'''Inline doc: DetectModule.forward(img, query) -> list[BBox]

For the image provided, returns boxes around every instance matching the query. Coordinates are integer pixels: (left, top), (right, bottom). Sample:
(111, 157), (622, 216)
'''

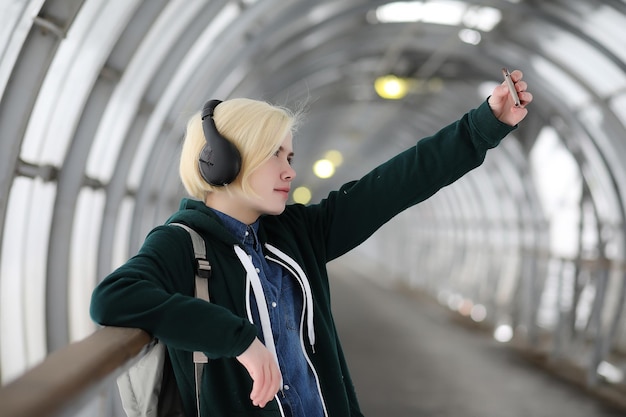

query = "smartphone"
(502, 67), (521, 107)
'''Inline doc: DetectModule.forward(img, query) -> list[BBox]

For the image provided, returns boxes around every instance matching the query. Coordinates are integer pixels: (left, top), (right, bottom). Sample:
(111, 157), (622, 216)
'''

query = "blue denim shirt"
(211, 209), (324, 417)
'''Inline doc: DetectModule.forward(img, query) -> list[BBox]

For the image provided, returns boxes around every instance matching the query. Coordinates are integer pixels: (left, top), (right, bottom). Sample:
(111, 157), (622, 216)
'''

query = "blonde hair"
(180, 98), (299, 200)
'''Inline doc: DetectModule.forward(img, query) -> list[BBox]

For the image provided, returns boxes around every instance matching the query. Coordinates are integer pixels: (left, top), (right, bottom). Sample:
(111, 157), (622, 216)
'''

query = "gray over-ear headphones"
(199, 99), (242, 186)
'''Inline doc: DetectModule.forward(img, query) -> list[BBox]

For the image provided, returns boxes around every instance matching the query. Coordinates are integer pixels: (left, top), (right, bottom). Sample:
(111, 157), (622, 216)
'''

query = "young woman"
(90, 70), (532, 417)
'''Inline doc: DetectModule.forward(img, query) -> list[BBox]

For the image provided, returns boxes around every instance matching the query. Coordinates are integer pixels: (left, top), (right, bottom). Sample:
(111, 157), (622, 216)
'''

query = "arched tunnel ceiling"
(1, 0), (626, 360)
(1, 0), (624, 209)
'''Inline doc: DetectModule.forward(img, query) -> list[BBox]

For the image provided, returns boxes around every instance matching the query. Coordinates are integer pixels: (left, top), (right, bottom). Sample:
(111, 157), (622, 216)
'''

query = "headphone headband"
(201, 99), (222, 120)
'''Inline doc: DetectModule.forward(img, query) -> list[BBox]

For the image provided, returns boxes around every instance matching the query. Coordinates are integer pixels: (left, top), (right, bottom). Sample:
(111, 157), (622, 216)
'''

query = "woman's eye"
(273, 148), (293, 164)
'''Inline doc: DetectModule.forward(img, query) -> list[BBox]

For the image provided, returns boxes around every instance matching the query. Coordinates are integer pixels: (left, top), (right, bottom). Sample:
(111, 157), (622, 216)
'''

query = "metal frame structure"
(0, 1), (625, 414)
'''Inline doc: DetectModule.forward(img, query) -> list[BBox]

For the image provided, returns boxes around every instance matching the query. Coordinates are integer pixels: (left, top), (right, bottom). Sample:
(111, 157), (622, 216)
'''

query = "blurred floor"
(328, 259), (626, 417)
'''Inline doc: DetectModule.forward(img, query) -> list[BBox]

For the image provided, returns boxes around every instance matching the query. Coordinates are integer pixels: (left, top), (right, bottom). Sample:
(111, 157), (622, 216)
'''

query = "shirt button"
(271, 302), (277, 308)
(283, 385), (290, 391)
(245, 231), (249, 236)
(255, 268), (260, 273)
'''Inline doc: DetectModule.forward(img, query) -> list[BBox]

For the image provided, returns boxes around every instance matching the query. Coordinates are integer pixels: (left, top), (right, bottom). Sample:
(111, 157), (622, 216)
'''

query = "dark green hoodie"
(90, 100), (515, 416)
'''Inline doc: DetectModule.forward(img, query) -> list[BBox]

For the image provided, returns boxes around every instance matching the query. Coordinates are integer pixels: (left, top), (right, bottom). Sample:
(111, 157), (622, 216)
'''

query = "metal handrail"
(0, 327), (151, 417)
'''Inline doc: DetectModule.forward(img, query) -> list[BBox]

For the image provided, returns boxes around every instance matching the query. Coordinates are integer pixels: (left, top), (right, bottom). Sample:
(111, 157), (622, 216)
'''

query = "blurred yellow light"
(313, 159), (335, 179)
(292, 186), (312, 204)
(374, 75), (409, 99)
(324, 150), (343, 167)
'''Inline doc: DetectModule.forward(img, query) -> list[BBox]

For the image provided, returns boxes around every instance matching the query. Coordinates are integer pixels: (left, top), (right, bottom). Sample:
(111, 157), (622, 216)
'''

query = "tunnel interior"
(0, 0), (625, 411)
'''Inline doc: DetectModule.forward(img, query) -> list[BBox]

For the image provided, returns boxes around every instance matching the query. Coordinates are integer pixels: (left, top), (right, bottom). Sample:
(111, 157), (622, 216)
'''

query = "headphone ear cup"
(198, 145), (215, 182)
(198, 140), (241, 185)
(198, 100), (242, 186)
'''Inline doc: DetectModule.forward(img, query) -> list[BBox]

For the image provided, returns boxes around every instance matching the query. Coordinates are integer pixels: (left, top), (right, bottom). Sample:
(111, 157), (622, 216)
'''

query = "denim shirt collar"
(210, 208), (260, 250)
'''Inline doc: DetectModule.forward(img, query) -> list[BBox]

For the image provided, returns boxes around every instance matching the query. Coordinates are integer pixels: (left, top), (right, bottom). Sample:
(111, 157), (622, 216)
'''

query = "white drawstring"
(264, 244), (316, 348)
(234, 246), (281, 374)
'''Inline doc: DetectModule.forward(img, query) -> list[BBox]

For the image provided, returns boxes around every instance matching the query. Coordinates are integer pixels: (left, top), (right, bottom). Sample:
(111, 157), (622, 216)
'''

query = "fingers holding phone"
(502, 67), (521, 107)
(489, 68), (532, 126)
(501, 68), (531, 108)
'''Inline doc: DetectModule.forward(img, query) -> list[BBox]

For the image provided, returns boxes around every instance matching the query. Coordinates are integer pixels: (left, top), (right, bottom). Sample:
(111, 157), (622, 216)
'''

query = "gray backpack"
(116, 223), (210, 417)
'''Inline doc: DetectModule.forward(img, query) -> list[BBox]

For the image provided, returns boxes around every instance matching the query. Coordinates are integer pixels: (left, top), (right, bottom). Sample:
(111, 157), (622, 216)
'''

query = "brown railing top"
(0, 327), (151, 417)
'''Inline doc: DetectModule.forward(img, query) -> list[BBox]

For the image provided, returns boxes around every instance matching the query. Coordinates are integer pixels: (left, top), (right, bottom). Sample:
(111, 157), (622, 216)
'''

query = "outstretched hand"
(236, 338), (282, 408)
(488, 69), (533, 127)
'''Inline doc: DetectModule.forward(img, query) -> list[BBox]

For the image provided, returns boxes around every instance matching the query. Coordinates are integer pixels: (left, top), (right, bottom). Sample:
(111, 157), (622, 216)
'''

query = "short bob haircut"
(180, 98), (299, 200)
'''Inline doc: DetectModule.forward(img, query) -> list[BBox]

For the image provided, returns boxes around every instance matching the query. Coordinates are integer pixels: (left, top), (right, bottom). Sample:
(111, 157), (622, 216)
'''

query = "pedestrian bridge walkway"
(329, 259), (626, 417)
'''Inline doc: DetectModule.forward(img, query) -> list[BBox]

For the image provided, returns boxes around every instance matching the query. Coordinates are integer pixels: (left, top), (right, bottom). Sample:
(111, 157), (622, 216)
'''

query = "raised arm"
(307, 70), (532, 261)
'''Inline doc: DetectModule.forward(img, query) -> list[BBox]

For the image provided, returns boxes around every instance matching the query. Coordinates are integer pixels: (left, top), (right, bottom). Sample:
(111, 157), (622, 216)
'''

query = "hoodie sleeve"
(89, 225), (257, 358)
(307, 100), (516, 261)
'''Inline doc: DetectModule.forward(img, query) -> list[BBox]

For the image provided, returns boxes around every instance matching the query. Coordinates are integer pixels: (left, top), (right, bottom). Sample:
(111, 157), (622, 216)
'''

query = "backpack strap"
(170, 223), (210, 417)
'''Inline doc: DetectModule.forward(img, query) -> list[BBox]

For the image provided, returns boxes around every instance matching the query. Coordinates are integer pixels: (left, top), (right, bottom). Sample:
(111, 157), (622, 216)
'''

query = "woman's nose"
(283, 164), (296, 181)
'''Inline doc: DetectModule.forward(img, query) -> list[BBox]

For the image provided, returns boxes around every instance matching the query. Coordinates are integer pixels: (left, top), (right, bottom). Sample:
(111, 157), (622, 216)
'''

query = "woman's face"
(248, 132), (296, 213)
(228, 132), (296, 223)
